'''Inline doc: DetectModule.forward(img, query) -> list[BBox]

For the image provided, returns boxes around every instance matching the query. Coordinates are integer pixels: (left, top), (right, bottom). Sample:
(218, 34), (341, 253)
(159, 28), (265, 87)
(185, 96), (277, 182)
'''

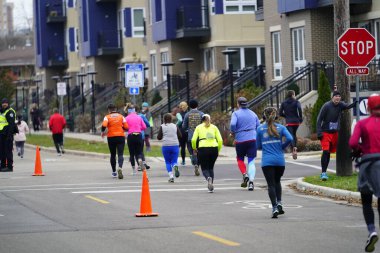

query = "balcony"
(176, 5), (210, 38)
(255, 0), (263, 21)
(97, 30), (123, 56)
(45, 3), (66, 23)
(278, 0), (371, 13)
(47, 47), (68, 67)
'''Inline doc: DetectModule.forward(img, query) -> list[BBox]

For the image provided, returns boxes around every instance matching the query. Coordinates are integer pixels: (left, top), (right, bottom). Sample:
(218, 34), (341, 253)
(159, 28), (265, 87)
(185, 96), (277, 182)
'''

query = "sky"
(8, 0), (33, 30)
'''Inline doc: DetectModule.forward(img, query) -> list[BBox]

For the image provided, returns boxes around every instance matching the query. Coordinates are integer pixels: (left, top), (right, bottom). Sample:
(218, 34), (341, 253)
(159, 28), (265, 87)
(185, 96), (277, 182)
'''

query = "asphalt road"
(0, 150), (369, 253)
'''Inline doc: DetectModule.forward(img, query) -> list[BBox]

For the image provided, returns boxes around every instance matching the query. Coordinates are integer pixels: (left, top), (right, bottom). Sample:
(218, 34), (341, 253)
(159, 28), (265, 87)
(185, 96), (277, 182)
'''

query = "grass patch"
(303, 172), (358, 192)
(26, 134), (163, 157)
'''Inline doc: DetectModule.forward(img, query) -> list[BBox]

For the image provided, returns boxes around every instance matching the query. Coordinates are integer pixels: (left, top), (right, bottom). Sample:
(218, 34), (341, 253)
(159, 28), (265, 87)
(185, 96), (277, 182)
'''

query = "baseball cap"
(1, 98), (9, 104)
(237, 97), (248, 107)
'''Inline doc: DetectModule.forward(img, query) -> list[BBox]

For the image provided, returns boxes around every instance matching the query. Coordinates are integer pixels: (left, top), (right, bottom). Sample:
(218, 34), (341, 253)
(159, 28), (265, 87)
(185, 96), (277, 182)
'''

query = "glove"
(317, 133), (323, 140)
(351, 149), (362, 161)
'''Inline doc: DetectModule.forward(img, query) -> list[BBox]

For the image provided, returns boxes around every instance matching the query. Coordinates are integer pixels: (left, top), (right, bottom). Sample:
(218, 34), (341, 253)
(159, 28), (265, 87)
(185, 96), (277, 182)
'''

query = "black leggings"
(321, 150), (331, 173)
(286, 125), (299, 149)
(107, 136), (125, 172)
(262, 166), (285, 207)
(52, 133), (63, 153)
(127, 134), (143, 167)
(179, 132), (187, 163)
(198, 147), (218, 181)
(361, 193), (380, 229)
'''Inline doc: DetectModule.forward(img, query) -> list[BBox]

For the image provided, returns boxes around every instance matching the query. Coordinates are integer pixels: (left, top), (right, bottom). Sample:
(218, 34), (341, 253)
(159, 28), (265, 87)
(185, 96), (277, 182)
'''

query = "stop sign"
(337, 28), (376, 67)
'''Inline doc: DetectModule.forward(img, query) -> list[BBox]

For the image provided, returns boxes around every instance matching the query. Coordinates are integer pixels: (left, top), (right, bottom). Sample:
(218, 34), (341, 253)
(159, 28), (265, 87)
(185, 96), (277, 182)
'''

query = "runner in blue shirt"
(256, 107), (293, 218)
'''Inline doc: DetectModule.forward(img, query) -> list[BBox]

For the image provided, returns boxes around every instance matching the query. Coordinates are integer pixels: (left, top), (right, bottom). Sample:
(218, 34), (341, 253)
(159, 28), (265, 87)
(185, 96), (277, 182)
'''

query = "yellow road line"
(85, 195), (109, 204)
(192, 231), (240, 246)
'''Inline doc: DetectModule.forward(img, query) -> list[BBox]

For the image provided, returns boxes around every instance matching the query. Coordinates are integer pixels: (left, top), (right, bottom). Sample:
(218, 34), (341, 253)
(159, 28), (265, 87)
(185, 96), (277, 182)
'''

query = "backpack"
(188, 110), (202, 132)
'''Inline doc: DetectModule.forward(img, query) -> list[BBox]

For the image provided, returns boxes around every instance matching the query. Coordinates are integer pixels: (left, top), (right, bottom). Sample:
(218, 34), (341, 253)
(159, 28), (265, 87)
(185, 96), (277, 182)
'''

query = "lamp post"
(161, 62), (175, 113)
(51, 75), (61, 109)
(179, 57), (194, 105)
(143, 66), (149, 102)
(62, 75), (72, 117)
(87, 71), (97, 134)
(34, 78), (41, 108)
(77, 73), (86, 115)
(20, 80), (26, 109)
(222, 49), (238, 111)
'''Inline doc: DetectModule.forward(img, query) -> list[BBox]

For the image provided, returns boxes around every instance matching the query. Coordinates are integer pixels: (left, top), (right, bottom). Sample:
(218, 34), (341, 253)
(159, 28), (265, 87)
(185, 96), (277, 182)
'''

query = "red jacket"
(49, 113), (66, 134)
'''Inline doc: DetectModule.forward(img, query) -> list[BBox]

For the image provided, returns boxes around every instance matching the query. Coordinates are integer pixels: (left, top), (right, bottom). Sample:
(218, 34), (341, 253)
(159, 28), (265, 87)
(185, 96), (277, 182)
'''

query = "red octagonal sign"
(337, 28), (376, 67)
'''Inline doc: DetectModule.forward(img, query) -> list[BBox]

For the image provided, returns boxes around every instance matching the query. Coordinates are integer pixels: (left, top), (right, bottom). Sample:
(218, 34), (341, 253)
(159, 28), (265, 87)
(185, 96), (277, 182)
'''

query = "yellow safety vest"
(0, 108), (16, 131)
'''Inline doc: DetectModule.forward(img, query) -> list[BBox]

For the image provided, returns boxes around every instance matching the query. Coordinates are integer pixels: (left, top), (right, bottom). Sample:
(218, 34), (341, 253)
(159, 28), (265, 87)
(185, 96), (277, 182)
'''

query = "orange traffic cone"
(135, 170), (158, 217)
(32, 146), (45, 176)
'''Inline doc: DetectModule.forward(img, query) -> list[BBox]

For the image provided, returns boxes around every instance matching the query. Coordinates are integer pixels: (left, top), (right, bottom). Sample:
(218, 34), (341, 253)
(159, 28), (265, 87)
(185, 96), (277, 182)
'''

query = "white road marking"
(223, 200), (303, 210)
(0, 213), (4, 217)
(287, 161), (335, 173)
(72, 186), (243, 194)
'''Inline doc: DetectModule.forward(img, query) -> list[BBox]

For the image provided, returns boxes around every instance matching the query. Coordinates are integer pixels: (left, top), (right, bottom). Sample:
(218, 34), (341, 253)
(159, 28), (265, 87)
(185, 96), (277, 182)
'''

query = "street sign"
(125, 63), (144, 87)
(129, 87), (139, 95)
(353, 97), (369, 116)
(57, 82), (67, 96)
(345, 67), (369, 76)
(337, 28), (376, 68)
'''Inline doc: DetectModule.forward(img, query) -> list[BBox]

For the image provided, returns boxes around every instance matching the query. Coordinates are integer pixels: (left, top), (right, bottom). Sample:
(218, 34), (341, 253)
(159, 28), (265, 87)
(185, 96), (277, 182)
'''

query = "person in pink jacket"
(14, 115), (29, 158)
(124, 103), (146, 174)
(349, 94), (380, 252)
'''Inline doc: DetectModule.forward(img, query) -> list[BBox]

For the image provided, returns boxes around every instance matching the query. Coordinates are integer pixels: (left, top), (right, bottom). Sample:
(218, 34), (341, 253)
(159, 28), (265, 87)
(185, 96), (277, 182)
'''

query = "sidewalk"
(30, 130), (321, 159)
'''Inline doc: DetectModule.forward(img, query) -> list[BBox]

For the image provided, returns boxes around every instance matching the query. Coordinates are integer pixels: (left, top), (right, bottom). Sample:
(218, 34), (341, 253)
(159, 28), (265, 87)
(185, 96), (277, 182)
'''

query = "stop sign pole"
(337, 28), (376, 121)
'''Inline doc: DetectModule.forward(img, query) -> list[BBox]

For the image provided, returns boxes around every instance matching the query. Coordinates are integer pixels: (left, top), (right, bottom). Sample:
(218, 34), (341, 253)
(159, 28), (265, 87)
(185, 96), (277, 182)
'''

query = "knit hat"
(142, 102), (149, 107)
(332, 91), (341, 98)
(189, 99), (198, 109)
(237, 97), (248, 107)
(1, 98), (9, 104)
(368, 94), (380, 110)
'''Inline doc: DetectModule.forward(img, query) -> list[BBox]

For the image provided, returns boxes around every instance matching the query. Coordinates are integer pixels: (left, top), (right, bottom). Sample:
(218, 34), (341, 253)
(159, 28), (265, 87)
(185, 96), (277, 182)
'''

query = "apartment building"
(262, 0), (379, 86)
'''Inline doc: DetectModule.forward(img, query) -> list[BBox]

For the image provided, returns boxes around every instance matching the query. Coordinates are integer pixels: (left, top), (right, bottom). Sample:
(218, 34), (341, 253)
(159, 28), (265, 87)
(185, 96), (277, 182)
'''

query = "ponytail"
(263, 107), (279, 138)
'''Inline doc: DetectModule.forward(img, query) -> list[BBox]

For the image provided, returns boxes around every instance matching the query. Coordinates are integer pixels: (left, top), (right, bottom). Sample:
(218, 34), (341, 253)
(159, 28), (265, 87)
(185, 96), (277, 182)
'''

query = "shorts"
(320, 132), (338, 153)
(235, 140), (257, 158)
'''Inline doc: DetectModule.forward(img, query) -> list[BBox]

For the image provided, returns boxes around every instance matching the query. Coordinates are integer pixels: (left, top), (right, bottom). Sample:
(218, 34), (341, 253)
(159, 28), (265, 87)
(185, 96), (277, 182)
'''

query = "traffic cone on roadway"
(32, 146), (45, 176)
(135, 170), (158, 217)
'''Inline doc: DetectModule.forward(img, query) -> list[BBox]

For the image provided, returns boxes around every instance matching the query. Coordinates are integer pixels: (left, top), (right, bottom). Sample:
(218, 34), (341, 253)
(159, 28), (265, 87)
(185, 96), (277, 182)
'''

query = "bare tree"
(334, 0), (352, 176)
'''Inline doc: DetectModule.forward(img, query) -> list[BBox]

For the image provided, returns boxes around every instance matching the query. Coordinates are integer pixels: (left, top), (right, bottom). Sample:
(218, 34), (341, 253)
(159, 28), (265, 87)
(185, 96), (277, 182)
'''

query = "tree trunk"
(334, 0), (352, 176)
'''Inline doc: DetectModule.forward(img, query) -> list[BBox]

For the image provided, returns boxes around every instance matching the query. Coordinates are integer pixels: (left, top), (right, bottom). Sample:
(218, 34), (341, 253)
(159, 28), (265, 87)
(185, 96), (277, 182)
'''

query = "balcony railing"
(47, 46), (68, 67)
(176, 5), (210, 38)
(97, 29), (123, 56)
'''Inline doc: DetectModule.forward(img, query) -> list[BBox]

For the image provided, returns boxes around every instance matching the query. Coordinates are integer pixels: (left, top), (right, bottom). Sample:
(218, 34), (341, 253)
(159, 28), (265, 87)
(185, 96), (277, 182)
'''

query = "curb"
(296, 178), (367, 204)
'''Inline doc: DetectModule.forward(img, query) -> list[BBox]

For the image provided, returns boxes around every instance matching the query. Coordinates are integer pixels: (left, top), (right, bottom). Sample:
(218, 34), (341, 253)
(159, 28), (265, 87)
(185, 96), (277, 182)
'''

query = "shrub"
(151, 90), (162, 106)
(306, 141), (321, 151)
(286, 82), (300, 96)
(74, 114), (91, 132)
(311, 70), (331, 133)
(303, 104), (314, 135)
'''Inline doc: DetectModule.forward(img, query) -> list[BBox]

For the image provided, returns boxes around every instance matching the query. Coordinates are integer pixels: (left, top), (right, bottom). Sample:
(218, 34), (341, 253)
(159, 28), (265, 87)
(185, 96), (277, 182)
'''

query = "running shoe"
(272, 208), (279, 219)
(174, 165), (180, 177)
(365, 232), (378, 252)
(131, 168), (137, 175)
(145, 164), (150, 170)
(241, 173), (249, 188)
(17, 152), (20, 157)
(138, 159), (145, 171)
(117, 168), (123, 179)
(320, 172), (328, 181)
(207, 177), (214, 192)
(168, 177), (174, 183)
(111, 172), (117, 178)
(181, 161), (185, 166)
(194, 165), (200, 176)
(60, 146), (65, 154)
(292, 147), (297, 160)
(248, 181), (254, 191)
(277, 204), (285, 215)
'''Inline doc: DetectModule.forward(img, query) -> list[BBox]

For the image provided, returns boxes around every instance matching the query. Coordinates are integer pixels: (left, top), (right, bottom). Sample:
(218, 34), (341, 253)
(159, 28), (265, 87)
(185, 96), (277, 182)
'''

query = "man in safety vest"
(0, 98), (16, 172)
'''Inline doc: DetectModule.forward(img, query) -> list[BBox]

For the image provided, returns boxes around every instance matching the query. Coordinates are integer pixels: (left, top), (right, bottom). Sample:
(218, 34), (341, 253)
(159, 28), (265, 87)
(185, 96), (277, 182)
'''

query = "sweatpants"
(0, 134), (13, 169)
(198, 147), (218, 181)
(262, 166), (285, 208)
(107, 136), (125, 172)
(361, 192), (380, 233)
(162, 145), (179, 173)
(15, 141), (25, 157)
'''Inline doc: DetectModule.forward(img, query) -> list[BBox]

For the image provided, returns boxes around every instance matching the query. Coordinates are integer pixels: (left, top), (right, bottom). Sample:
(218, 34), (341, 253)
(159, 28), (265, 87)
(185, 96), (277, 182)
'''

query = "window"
(375, 20), (380, 59)
(225, 47), (264, 72)
(292, 27), (306, 72)
(272, 32), (282, 80)
(132, 8), (145, 37)
(209, 0), (215, 15)
(224, 0), (256, 14)
(150, 54), (157, 87)
(203, 48), (215, 72)
(161, 52), (169, 81)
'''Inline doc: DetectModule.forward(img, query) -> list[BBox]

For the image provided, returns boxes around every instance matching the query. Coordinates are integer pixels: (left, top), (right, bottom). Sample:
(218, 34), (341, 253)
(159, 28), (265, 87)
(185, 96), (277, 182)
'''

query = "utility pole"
(334, 0), (352, 176)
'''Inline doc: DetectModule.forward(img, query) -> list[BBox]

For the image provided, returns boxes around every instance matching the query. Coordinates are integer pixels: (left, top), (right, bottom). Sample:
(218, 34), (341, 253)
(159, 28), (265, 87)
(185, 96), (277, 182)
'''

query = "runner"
(182, 99), (204, 176)
(101, 103), (128, 179)
(192, 114), (223, 193)
(14, 115), (29, 159)
(157, 113), (182, 182)
(230, 97), (260, 190)
(135, 105), (151, 170)
(256, 107), (293, 218)
(349, 94), (380, 252)
(176, 101), (188, 165)
(124, 103), (146, 174)
(316, 90), (356, 180)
